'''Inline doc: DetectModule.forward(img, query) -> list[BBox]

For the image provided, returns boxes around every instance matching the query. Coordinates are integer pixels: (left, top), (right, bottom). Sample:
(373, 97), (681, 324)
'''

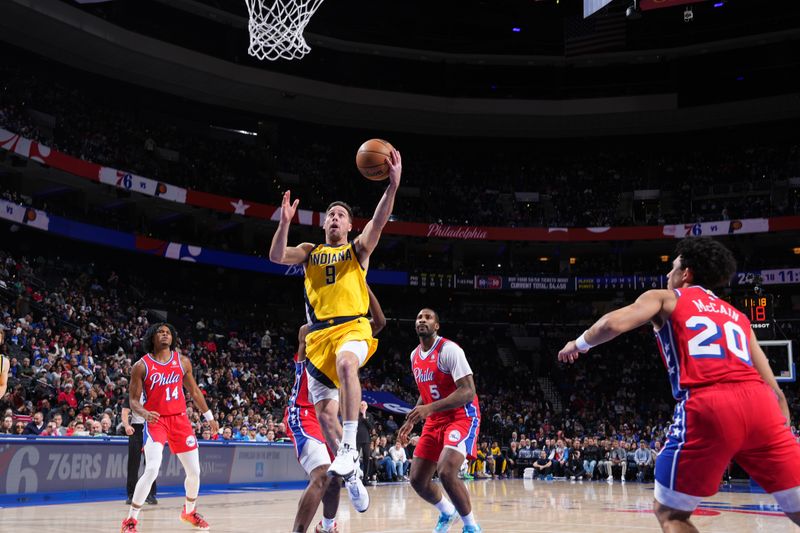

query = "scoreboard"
(737, 294), (774, 338)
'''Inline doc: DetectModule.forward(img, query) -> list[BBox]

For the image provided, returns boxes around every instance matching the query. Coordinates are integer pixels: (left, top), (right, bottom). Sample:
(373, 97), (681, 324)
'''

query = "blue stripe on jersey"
(463, 417), (480, 456)
(655, 320), (687, 401)
(655, 393), (689, 490)
(463, 400), (478, 419)
(286, 360), (319, 457)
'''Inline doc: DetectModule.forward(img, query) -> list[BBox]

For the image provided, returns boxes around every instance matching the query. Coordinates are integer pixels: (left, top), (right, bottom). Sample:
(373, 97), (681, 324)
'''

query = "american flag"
(564, 12), (626, 56)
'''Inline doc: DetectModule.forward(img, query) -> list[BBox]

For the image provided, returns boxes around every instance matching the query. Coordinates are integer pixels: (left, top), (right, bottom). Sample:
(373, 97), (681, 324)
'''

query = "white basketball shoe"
(344, 469), (370, 513)
(327, 443), (359, 479)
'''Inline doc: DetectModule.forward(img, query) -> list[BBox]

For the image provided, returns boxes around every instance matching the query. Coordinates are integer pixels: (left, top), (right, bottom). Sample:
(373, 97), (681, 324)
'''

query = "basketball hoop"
(245, 0), (325, 61)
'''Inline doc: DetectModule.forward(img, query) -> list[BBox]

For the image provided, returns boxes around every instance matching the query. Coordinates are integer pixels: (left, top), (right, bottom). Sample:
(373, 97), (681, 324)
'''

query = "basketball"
(356, 138), (394, 181)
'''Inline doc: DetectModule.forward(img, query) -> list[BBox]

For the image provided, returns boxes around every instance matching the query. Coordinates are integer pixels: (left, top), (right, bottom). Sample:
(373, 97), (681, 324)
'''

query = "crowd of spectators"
(1, 246), (797, 488)
(2, 60), (799, 234)
(0, 249), (301, 444)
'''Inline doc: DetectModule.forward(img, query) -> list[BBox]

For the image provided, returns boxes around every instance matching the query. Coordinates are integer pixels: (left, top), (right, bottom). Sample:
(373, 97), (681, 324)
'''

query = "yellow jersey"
(304, 242), (368, 323)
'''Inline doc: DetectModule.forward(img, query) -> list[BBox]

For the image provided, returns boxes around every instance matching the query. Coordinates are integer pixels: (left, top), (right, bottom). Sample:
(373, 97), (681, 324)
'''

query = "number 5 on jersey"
(429, 384), (440, 400)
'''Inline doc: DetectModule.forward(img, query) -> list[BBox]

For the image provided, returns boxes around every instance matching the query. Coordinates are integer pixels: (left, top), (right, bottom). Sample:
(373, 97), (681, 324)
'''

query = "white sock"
(434, 496), (456, 515)
(342, 421), (358, 450)
(127, 506), (141, 520)
(461, 512), (477, 527)
(185, 499), (196, 514)
(322, 517), (336, 530)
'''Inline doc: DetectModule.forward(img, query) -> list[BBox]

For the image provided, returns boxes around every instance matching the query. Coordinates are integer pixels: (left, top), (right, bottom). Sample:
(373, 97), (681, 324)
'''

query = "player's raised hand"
(144, 410), (160, 423)
(280, 190), (300, 225)
(557, 340), (585, 364)
(386, 149), (402, 188)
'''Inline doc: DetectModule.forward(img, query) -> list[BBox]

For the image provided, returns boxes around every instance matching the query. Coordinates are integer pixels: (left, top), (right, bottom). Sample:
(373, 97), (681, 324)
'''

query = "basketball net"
(245, 0), (325, 61)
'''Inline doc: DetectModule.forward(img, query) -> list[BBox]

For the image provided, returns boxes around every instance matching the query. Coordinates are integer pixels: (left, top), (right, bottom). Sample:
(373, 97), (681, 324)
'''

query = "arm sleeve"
(438, 343), (473, 382)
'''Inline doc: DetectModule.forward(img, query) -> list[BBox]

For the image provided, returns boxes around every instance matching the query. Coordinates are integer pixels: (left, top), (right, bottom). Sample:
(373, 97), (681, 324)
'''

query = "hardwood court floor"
(0, 479), (795, 532)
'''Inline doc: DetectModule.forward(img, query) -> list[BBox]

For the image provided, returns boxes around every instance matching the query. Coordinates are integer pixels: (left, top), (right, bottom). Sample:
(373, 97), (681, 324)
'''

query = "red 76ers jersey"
(284, 353), (326, 457)
(655, 286), (763, 400)
(410, 336), (480, 424)
(141, 352), (187, 416)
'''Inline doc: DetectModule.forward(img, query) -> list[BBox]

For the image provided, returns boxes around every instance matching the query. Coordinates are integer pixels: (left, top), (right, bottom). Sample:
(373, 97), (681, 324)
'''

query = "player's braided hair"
(326, 201), (353, 221)
(142, 322), (179, 353)
(674, 237), (737, 289)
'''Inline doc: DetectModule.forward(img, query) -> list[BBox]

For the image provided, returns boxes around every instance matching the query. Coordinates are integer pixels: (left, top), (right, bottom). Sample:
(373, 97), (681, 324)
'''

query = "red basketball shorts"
(655, 381), (800, 511)
(144, 413), (198, 454)
(414, 416), (480, 463)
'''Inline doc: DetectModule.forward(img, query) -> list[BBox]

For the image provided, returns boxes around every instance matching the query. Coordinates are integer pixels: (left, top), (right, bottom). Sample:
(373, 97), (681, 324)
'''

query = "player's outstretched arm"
(558, 289), (671, 363)
(181, 356), (220, 435)
(749, 330), (791, 426)
(366, 285), (386, 335)
(129, 361), (159, 423)
(355, 149), (401, 262)
(269, 190), (315, 265)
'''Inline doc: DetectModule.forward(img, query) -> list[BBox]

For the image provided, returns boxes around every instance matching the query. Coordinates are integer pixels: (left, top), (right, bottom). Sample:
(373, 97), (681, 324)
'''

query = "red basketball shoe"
(120, 518), (138, 532)
(180, 506), (210, 530)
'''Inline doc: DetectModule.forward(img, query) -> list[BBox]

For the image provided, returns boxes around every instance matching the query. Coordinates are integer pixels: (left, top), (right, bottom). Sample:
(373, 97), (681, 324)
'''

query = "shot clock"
(737, 294), (774, 338)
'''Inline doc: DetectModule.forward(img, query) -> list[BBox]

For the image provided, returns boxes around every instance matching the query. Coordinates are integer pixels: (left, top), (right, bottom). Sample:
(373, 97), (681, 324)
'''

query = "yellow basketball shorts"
(305, 317), (378, 388)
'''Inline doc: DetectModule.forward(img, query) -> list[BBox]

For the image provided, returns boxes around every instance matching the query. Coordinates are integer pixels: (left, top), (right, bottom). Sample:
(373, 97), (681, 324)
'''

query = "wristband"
(575, 331), (595, 352)
(203, 410), (214, 422)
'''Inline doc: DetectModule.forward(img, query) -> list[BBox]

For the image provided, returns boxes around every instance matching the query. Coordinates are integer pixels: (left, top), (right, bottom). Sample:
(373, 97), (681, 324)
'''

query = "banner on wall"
(662, 219), (770, 238)
(0, 438), (304, 496)
(0, 200), (408, 285)
(98, 167), (187, 203)
(362, 391), (413, 415)
(0, 201), (50, 231)
(1, 199), (798, 291)
(3, 128), (799, 243)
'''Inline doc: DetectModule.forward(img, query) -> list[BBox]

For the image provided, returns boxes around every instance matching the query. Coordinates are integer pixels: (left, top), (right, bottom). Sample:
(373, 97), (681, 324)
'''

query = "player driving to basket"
(287, 286), (386, 533)
(269, 147), (401, 513)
